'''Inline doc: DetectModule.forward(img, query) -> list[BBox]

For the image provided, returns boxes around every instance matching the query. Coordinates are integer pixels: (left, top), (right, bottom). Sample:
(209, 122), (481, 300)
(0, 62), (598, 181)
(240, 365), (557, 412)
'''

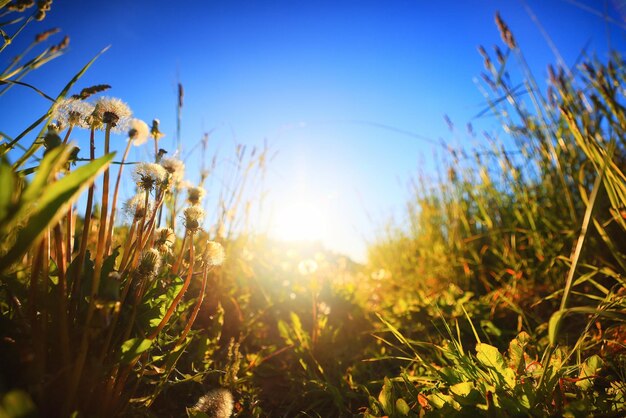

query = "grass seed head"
(495, 12), (516, 49)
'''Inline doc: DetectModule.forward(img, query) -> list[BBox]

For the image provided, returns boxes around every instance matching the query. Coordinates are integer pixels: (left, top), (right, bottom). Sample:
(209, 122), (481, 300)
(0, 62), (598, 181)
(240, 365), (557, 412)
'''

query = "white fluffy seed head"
(203, 241), (225, 267)
(128, 118), (149, 145)
(160, 157), (185, 184)
(191, 388), (233, 418)
(52, 98), (94, 129)
(183, 205), (205, 231)
(123, 192), (151, 219)
(133, 162), (167, 191)
(93, 96), (132, 132)
(186, 185), (206, 205)
(154, 227), (175, 254)
(137, 248), (161, 279)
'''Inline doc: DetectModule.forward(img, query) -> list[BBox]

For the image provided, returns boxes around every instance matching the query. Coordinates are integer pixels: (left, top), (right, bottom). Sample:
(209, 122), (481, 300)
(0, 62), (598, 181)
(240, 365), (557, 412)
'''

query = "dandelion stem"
(148, 231), (195, 340)
(52, 224), (70, 367)
(176, 265), (210, 346)
(104, 137), (133, 255)
(71, 127), (96, 314)
(62, 123), (76, 263)
(65, 124), (112, 414)
(172, 232), (188, 276)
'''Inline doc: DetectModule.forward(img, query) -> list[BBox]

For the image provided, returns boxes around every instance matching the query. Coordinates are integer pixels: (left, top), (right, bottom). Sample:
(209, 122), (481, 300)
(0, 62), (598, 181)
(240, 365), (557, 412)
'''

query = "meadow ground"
(1, 3), (625, 417)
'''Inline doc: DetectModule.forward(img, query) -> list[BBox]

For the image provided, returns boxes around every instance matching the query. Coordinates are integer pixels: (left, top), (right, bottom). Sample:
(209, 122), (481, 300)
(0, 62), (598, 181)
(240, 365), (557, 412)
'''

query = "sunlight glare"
(270, 195), (329, 243)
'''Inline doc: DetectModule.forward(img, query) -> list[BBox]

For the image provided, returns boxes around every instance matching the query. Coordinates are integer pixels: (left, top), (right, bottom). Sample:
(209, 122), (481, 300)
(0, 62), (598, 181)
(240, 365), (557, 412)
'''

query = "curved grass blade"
(8, 46), (110, 167)
(0, 151), (114, 273)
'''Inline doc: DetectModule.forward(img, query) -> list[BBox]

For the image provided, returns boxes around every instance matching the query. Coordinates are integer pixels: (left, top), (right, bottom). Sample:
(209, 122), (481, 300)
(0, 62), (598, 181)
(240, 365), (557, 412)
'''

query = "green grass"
(1, 6), (625, 418)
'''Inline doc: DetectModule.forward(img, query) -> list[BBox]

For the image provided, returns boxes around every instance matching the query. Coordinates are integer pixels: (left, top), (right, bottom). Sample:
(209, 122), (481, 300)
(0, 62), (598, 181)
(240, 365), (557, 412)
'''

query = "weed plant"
(1, 4), (625, 418)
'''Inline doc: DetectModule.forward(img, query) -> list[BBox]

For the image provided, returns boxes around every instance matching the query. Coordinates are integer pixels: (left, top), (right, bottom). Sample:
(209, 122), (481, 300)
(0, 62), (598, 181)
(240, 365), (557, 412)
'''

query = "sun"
(269, 195), (329, 242)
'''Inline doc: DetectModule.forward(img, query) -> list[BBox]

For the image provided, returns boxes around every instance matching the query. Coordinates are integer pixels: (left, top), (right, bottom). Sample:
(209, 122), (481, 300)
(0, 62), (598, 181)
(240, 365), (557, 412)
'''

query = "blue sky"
(2, 0), (626, 262)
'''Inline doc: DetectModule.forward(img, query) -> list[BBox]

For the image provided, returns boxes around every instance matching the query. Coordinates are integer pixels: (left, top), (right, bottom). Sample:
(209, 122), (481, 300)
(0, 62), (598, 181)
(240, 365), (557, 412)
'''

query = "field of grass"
(1, 3), (625, 417)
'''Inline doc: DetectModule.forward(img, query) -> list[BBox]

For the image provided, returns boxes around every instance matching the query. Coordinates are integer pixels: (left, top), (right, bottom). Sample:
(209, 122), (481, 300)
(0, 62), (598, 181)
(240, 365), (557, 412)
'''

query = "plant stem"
(65, 124), (112, 414)
(176, 265), (210, 346)
(62, 125), (75, 263)
(148, 231), (195, 340)
(52, 223), (70, 367)
(104, 138), (133, 255)
(71, 127), (96, 315)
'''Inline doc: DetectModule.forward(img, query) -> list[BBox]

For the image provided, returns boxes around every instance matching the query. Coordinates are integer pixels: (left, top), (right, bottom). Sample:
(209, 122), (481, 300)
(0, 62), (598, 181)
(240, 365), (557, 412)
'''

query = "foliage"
(0, 6), (625, 418)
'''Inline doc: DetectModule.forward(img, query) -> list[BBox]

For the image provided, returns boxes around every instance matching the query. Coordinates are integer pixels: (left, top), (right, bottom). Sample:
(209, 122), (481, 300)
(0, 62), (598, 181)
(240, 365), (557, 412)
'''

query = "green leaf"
(0, 158), (15, 224)
(450, 381), (473, 397)
(476, 343), (506, 372)
(0, 146), (67, 236)
(378, 377), (393, 415)
(0, 390), (37, 418)
(576, 354), (603, 390)
(395, 398), (410, 416)
(0, 151), (114, 273)
(549, 307), (626, 346)
(119, 338), (152, 364)
(508, 331), (530, 373)
(22, 145), (67, 202)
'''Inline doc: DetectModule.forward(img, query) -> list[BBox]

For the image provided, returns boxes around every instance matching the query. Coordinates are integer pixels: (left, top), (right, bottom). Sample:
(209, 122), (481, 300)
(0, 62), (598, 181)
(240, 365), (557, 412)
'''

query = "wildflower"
(132, 163), (167, 191)
(190, 388), (234, 418)
(183, 205), (205, 231)
(203, 241), (225, 267)
(123, 192), (151, 220)
(52, 98), (94, 129)
(92, 96), (132, 132)
(187, 185), (206, 205)
(136, 249), (161, 280)
(128, 118), (149, 146)
(151, 118), (165, 140)
(154, 227), (175, 254)
(160, 157), (185, 184)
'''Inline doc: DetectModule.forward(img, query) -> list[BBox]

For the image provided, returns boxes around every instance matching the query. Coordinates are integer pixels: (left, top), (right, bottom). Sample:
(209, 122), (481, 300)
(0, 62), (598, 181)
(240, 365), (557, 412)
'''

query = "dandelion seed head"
(160, 157), (185, 184)
(128, 118), (149, 146)
(203, 241), (225, 267)
(123, 192), (151, 219)
(137, 248), (161, 279)
(183, 205), (205, 231)
(154, 227), (175, 254)
(133, 162), (167, 191)
(191, 388), (234, 418)
(52, 98), (93, 129)
(93, 96), (132, 132)
(187, 185), (206, 205)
